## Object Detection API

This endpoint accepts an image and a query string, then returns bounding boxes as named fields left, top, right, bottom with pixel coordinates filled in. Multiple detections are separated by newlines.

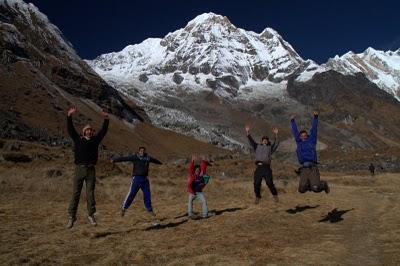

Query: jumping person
left=110, top=147, right=162, bottom=224
left=187, top=155, right=210, bottom=219
left=291, top=111, right=330, bottom=194
left=66, top=107, right=109, bottom=228
left=245, top=126, right=280, bottom=204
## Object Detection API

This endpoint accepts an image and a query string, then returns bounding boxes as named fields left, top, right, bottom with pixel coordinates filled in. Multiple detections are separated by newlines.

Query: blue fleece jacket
left=291, top=115, right=318, bottom=164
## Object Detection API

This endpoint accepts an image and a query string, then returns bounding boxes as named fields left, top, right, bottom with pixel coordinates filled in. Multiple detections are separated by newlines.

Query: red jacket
left=187, top=159, right=207, bottom=194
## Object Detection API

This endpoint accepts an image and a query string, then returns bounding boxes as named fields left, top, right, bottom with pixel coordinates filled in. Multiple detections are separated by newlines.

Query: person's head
left=194, top=164, right=201, bottom=175
left=261, top=136, right=270, bottom=145
left=138, top=146, right=146, bottom=156
left=299, top=130, right=309, bottom=142
left=82, top=124, right=94, bottom=138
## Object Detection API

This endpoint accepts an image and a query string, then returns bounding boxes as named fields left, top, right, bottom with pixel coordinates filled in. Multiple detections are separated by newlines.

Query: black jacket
left=67, top=116, right=109, bottom=165
left=112, top=153, right=162, bottom=177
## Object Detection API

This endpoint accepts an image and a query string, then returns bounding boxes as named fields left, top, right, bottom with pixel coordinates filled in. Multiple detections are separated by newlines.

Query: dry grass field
left=0, top=147, right=399, bottom=265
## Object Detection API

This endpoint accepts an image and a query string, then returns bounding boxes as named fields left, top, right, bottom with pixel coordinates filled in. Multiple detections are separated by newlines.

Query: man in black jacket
left=66, top=107, right=109, bottom=228
left=111, top=147, right=162, bottom=222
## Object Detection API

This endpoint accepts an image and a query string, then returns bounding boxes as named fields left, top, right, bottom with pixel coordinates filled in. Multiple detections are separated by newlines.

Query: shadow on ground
left=318, top=208, right=354, bottom=223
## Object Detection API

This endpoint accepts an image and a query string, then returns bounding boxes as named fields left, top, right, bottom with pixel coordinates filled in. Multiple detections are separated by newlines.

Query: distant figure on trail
left=245, top=125, right=280, bottom=204
left=66, top=107, right=109, bottom=229
left=187, top=155, right=210, bottom=219
left=369, top=163, right=375, bottom=176
left=291, top=111, right=330, bottom=194
left=111, top=146, right=162, bottom=225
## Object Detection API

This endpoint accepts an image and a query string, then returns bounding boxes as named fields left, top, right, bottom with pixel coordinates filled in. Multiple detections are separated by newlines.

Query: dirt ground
left=0, top=157, right=399, bottom=265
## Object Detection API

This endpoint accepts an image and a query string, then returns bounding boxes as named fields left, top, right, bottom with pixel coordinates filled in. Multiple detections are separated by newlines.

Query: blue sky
left=29, top=0, right=400, bottom=63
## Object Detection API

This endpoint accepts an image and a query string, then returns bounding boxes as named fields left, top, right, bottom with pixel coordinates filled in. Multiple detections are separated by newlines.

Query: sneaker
left=254, top=197, right=260, bottom=205
left=120, top=208, right=126, bottom=217
left=273, top=195, right=279, bottom=203
left=324, top=182, right=330, bottom=194
left=87, top=215, right=97, bottom=226
left=66, top=217, right=76, bottom=229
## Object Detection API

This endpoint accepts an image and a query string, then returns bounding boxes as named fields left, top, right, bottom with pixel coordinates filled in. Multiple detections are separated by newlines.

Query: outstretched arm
left=111, top=155, right=136, bottom=163
left=95, top=111, right=109, bottom=142
left=150, top=156, right=162, bottom=165
left=309, top=111, right=318, bottom=144
left=271, top=127, right=280, bottom=153
left=67, top=107, right=79, bottom=141
left=290, top=115, right=301, bottom=143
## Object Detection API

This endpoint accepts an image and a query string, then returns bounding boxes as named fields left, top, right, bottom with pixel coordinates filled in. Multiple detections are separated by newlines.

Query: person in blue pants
left=111, top=146, right=162, bottom=223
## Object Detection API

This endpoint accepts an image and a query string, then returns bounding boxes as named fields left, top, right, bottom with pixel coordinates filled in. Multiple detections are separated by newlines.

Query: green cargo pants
left=68, top=165, right=96, bottom=218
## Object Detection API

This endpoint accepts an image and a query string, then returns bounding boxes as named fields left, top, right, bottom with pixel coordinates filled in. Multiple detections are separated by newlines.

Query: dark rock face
left=287, top=70, right=400, bottom=147
left=172, top=73, right=184, bottom=84
left=138, top=73, right=149, bottom=83
left=0, top=0, right=146, bottom=126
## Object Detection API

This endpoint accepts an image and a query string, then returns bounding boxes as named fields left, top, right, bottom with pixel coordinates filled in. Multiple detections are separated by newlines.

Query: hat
left=82, top=124, right=93, bottom=134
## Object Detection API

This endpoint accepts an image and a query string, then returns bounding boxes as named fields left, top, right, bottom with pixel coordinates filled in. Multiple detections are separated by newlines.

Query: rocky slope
left=0, top=0, right=226, bottom=158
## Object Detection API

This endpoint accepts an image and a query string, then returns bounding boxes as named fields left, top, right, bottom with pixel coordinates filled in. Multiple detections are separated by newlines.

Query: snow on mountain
left=88, top=12, right=310, bottom=98
left=325, top=48, right=400, bottom=101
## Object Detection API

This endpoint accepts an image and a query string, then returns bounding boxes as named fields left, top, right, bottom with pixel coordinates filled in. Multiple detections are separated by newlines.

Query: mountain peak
left=187, top=12, right=230, bottom=25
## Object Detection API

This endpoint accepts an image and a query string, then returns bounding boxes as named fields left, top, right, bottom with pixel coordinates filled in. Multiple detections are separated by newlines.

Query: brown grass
left=0, top=155, right=399, bottom=265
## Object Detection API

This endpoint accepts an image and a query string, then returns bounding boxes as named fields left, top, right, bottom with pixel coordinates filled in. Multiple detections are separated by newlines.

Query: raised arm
left=188, top=155, right=196, bottom=175
left=245, top=125, right=257, bottom=151
left=67, top=107, right=79, bottom=142
left=290, top=115, right=301, bottom=143
left=200, top=159, right=207, bottom=175
left=95, top=111, right=109, bottom=142
left=271, top=127, right=280, bottom=153
left=309, top=112, right=318, bottom=144
left=149, top=156, right=163, bottom=165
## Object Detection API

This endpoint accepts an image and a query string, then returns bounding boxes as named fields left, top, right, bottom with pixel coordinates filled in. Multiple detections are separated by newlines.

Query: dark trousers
left=122, top=176, right=152, bottom=212
left=254, top=164, right=278, bottom=198
left=298, top=165, right=328, bottom=193
left=68, top=165, right=96, bottom=218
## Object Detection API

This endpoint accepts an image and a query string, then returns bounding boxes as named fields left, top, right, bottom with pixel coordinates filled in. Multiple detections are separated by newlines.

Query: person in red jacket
left=187, top=155, right=209, bottom=219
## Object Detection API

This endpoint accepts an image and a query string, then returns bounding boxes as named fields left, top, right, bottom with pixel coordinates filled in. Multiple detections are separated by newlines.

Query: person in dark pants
left=66, top=107, right=109, bottom=228
left=369, top=163, right=375, bottom=176
left=245, top=125, right=280, bottom=204
left=291, top=111, right=330, bottom=194
left=111, top=147, right=162, bottom=225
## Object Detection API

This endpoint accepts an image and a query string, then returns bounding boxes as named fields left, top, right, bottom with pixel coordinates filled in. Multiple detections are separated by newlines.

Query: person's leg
left=253, top=167, right=263, bottom=200
left=264, top=166, right=278, bottom=196
left=68, top=166, right=85, bottom=218
left=85, top=166, right=96, bottom=217
left=141, top=178, right=153, bottom=212
left=188, top=193, right=196, bottom=217
left=309, top=166, right=328, bottom=193
left=122, top=176, right=141, bottom=210
left=196, top=192, right=208, bottom=218
left=298, top=168, right=310, bottom=193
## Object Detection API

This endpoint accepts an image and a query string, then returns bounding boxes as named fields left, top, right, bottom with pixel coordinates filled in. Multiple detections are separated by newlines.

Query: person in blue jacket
left=291, top=111, right=330, bottom=194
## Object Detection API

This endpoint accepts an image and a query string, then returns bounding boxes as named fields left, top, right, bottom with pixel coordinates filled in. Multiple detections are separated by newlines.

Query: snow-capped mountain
left=88, top=13, right=317, bottom=98
left=325, top=48, right=400, bottom=101
left=87, top=12, right=400, bottom=150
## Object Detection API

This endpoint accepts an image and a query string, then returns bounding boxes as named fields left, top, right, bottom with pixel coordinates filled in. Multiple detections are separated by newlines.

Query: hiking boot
left=254, top=197, right=260, bottom=205
left=273, top=195, right=279, bottom=203
left=120, top=208, right=126, bottom=217
left=67, top=217, right=76, bottom=229
left=87, top=215, right=97, bottom=226
left=324, top=182, right=330, bottom=194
